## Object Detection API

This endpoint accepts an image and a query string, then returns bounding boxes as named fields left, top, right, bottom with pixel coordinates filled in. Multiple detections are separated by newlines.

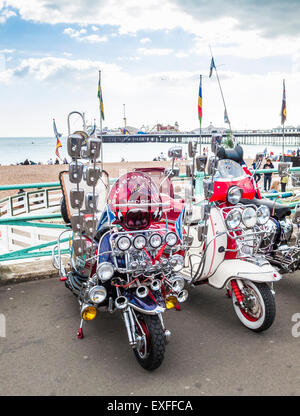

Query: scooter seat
left=240, top=197, right=291, bottom=220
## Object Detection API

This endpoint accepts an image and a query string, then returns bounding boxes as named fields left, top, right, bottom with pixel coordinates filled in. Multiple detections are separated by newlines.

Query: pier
left=101, top=132, right=300, bottom=147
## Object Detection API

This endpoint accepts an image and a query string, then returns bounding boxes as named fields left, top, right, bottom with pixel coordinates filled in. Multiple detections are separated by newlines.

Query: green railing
left=0, top=165, right=299, bottom=262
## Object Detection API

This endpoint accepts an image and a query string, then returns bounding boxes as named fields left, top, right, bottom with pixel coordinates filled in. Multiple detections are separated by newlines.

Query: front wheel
left=134, top=314, right=165, bottom=371
left=231, top=280, right=276, bottom=332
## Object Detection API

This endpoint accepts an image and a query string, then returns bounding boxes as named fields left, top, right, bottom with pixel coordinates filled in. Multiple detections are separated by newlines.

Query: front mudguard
left=123, top=292, right=166, bottom=315
left=208, top=259, right=281, bottom=289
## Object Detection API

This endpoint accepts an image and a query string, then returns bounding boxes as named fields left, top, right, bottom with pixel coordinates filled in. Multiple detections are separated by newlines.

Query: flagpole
left=209, top=46, right=232, bottom=134
left=282, top=122, right=285, bottom=159
left=199, top=74, right=202, bottom=155
left=99, top=70, right=103, bottom=171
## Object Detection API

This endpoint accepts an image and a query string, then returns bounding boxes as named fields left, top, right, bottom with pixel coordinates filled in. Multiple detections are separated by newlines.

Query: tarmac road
left=0, top=272, right=299, bottom=396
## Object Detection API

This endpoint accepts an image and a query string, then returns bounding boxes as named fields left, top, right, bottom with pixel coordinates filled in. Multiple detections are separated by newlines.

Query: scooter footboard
left=208, top=259, right=281, bottom=289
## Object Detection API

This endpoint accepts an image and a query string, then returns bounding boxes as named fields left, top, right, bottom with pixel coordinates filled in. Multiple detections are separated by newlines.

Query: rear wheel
left=231, top=280, right=276, bottom=332
left=134, top=314, right=165, bottom=371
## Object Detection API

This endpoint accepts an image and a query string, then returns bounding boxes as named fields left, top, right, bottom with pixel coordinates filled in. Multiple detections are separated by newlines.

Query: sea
left=0, top=136, right=298, bottom=166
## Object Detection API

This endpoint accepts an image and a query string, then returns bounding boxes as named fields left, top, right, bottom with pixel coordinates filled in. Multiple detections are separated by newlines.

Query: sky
left=0, top=0, right=299, bottom=136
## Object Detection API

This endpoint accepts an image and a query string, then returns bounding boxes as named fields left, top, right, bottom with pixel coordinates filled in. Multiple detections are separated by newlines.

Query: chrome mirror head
left=164, top=166, right=180, bottom=178
left=196, top=155, right=207, bottom=172
left=168, top=146, right=182, bottom=159
left=69, top=161, right=84, bottom=183
left=86, top=138, right=101, bottom=160
left=84, top=217, right=98, bottom=237
left=85, top=166, right=101, bottom=186
left=85, top=192, right=99, bottom=213
left=73, top=233, right=87, bottom=256
left=70, top=212, right=85, bottom=232
left=67, top=134, right=84, bottom=158
left=188, top=141, right=197, bottom=158
left=70, top=189, right=84, bottom=209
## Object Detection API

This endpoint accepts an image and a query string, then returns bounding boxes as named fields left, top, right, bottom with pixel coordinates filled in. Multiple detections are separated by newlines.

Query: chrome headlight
left=242, top=207, right=257, bottom=228
left=170, top=276, right=185, bottom=293
left=177, top=289, right=189, bottom=303
left=96, top=262, right=114, bottom=281
left=169, top=254, right=184, bottom=272
left=116, top=236, right=131, bottom=251
left=149, top=233, right=162, bottom=249
left=227, top=186, right=242, bottom=205
left=225, top=209, right=242, bottom=230
left=165, top=232, right=178, bottom=247
left=89, top=285, right=107, bottom=304
left=133, top=234, right=147, bottom=250
left=257, top=205, right=270, bottom=225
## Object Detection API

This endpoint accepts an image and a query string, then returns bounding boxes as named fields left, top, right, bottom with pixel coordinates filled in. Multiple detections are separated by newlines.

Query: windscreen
left=217, top=159, right=246, bottom=179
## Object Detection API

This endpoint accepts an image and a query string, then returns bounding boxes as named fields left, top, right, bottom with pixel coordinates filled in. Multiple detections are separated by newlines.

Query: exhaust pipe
left=150, top=279, right=161, bottom=291
left=136, top=285, right=149, bottom=298
left=115, top=296, right=128, bottom=310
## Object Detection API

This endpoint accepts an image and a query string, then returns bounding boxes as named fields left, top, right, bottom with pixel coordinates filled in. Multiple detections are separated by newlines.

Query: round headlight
left=133, top=234, right=147, bottom=250
left=227, top=186, right=242, bottom=205
left=242, top=207, right=257, bottom=228
left=170, top=276, right=185, bottom=293
left=149, top=233, right=162, bottom=249
left=225, top=209, right=242, bottom=230
left=169, top=254, right=184, bottom=272
left=257, top=205, right=270, bottom=225
left=96, top=262, right=114, bottom=281
left=165, top=232, right=178, bottom=247
left=89, top=285, right=107, bottom=304
left=116, top=236, right=131, bottom=251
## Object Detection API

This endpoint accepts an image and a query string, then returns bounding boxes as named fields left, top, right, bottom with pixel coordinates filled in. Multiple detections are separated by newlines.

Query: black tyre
left=134, top=314, right=165, bottom=371
left=60, top=196, right=70, bottom=224
left=232, top=280, right=276, bottom=332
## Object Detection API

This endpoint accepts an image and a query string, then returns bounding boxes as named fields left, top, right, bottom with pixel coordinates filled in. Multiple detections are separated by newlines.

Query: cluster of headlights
left=225, top=205, right=270, bottom=230
left=95, top=253, right=185, bottom=283
left=115, top=231, right=178, bottom=252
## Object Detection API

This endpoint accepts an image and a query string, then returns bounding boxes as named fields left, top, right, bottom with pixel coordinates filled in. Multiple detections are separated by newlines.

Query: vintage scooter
left=182, top=136, right=281, bottom=332
left=238, top=157, right=300, bottom=274
left=52, top=113, right=189, bottom=370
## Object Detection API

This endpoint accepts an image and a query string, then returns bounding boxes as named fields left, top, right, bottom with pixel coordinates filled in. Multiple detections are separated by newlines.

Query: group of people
left=47, top=157, right=68, bottom=165
left=252, top=157, right=288, bottom=193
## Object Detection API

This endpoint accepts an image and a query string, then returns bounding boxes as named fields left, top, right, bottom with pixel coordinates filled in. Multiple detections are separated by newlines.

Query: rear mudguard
left=208, top=259, right=282, bottom=289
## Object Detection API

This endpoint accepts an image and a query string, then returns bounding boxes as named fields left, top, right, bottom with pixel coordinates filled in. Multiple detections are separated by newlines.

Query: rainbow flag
left=53, top=119, right=62, bottom=159
left=281, top=79, right=286, bottom=125
left=198, top=75, right=202, bottom=125
left=97, top=72, right=104, bottom=121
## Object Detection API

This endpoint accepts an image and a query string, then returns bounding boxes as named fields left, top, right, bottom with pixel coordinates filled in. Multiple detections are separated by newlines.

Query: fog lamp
left=82, top=305, right=97, bottom=321
left=165, top=295, right=178, bottom=310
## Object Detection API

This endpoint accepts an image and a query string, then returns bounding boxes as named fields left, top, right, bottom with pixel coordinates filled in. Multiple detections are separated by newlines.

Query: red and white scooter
left=182, top=137, right=281, bottom=332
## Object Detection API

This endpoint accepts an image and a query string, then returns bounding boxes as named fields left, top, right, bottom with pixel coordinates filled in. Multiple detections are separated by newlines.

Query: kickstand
left=226, top=289, right=232, bottom=298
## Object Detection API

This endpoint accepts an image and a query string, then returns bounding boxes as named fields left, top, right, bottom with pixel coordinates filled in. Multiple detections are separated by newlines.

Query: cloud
left=0, top=48, right=15, bottom=54
left=0, top=5, right=16, bottom=23
left=63, top=27, right=108, bottom=43
left=0, top=56, right=119, bottom=83
left=173, top=0, right=300, bottom=38
left=140, top=37, right=151, bottom=44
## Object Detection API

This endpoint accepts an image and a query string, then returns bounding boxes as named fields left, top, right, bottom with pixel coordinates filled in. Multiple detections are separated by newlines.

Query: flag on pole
left=209, top=57, right=216, bottom=78
left=97, top=72, right=104, bottom=121
left=198, top=75, right=202, bottom=124
left=224, top=108, right=229, bottom=124
left=53, top=119, right=62, bottom=159
left=281, top=79, right=286, bottom=125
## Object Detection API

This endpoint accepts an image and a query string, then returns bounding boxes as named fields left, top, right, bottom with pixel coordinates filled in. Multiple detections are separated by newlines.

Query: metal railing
left=0, top=165, right=299, bottom=262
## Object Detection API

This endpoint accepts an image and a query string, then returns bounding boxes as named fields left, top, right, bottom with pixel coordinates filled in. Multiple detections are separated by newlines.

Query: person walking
left=263, top=158, right=274, bottom=191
